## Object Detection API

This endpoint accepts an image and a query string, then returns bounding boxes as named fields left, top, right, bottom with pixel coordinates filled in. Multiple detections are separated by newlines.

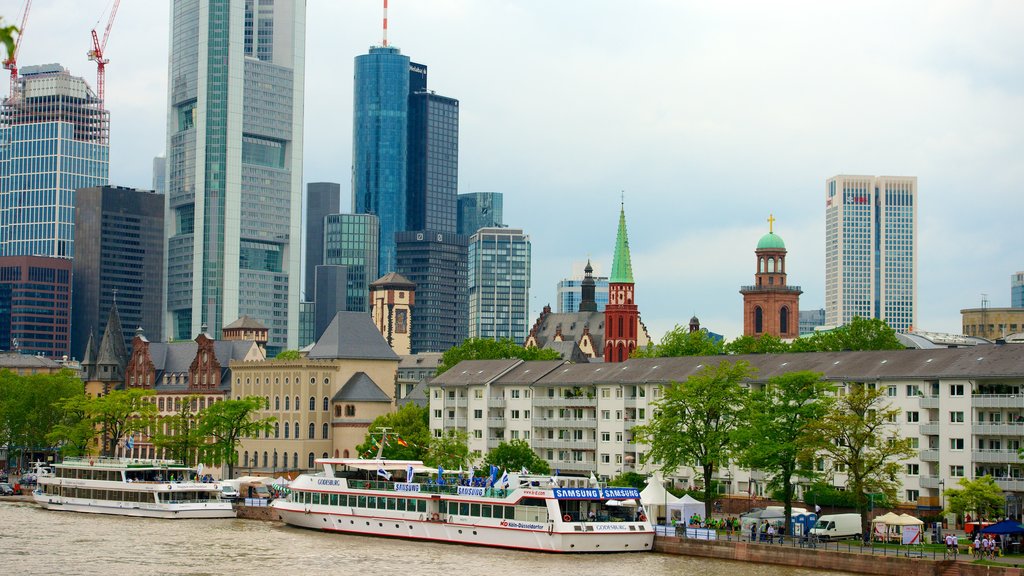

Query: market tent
left=981, top=520, right=1024, bottom=535
left=666, top=495, right=704, bottom=525
left=640, top=473, right=679, bottom=524
left=895, top=513, right=924, bottom=526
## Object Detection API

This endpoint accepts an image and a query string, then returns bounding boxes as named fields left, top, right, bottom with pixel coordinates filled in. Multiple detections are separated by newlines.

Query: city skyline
left=7, top=1, right=1023, bottom=341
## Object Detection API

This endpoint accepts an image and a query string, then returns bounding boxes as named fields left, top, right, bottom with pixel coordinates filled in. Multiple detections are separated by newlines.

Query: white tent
left=666, top=494, right=705, bottom=526
left=640, top=473, right=680, bottom=525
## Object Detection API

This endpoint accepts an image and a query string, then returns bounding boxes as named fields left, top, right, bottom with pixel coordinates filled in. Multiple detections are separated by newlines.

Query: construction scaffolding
left=2, top=64, right=109, bottom=145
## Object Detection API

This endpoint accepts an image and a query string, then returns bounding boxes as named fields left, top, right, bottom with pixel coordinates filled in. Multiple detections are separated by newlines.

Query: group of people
left=750, top=520, right=784, bottom=543
left=971, top=533, right=1002, bottom=559
left=682, top=514, right=740, bottom=532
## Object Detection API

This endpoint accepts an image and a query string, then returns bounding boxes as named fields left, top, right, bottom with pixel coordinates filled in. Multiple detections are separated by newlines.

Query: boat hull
left=33, top=493, right=236, bottom=519
left=272, top=504, right=653, bottom=553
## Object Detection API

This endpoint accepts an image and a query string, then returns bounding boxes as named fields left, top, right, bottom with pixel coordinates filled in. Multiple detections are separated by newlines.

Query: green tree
left=47, top=394, right=95, bottom=457
left=725, top=334, right=790, bottom=355
left=275, top=349, right=301, bottom=360
left=632, top=325, right=724, bottom=358
left=944, top=475, right=1005, bottom=523
left=804, top=382, right=916, bottom=536
left=607, top=471, right=647, bottom=490
left=735, top=371, right=833, bottom=534
left=356, top=404, right=430, bottom=460
left=633, top=360, right=753, bottom=517
left=151, top=395, right=207, bottom=466
left=0, top=17, right=18, bottom=61
left=198, top=396, right=274, bottom=478
left=424, top=429, right=470, bottom=471
left=89, top=388, right=158, bottom=457
left=790, top=317, right=904, bottom=352
left=0, top=370, right=84, bottom=465
left=483, top=439, right=550, bottom=474
left=436, top=338, right=561, bottom=375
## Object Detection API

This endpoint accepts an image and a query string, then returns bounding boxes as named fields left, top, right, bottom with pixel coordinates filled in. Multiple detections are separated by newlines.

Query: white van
left=810, top=513, right=862, bottom=541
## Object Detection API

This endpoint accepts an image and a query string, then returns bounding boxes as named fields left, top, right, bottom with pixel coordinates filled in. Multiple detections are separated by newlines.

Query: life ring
left=431, top=512, right=440, bottom=522
left=563, top=514, right=572, bottom=522
left=89, top=459, right=94, bottom=466
left=639, top=514, right=647, bottom=522
left=167, top=484, right=172, bottom=490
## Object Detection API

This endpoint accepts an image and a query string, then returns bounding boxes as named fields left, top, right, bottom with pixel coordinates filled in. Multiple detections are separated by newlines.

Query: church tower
left=370, top=272, right=416, bottom=355
left=604, top=203, right=639, bottom=363
left=740, top=215, right=802, bottom=338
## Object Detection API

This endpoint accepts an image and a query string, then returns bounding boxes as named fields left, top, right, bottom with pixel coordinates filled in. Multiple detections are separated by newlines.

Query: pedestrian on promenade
left=767, top=524, right=776, bottom=544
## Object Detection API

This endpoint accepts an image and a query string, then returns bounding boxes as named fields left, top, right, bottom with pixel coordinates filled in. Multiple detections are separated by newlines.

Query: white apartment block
left=429, top=344, right=1024, bottom=515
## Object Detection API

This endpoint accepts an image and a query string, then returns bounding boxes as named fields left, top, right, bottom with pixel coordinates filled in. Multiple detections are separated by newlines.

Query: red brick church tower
left=740, top=215, right=802, bottom=338
left=604, top=202, right=639, bottom=362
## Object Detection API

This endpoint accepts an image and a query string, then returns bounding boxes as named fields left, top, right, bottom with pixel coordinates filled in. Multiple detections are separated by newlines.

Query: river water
left=0, top=501, right=858, bottom=576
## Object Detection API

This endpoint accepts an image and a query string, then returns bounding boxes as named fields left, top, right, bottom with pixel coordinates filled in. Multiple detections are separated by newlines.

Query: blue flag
left=125, top=436, right=134, bottom=452
left=406, top=464, right=414, bottom=483
left=489, top=465, right=498, bottom=486
left=377, top=467, right=392, bottom=481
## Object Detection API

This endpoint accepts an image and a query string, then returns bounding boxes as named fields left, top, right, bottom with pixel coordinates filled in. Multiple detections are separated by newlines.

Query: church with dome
left=739, top=215, right=802, bottom=339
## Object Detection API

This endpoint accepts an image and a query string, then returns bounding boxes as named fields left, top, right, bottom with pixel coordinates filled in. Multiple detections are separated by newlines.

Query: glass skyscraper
left=323, top=213, right=379, bottom=313
left=457, top=192, right=504, bottom=236
left=1013, top=273, right=1024, bottom=309
left=0, top=64, right=109, bottom=258
left=825, top=175, right=917, bottom=332
left=407, top=92, right=458, bottom=233
left=165, top=0, right=304, bottom=353
left=556, top=275, right=609, bottom=313
left=396, top=230, right=468, bottom=353
left=468, top=228, right=531, bottom=342
left=305, top=182, right=340, bottom=299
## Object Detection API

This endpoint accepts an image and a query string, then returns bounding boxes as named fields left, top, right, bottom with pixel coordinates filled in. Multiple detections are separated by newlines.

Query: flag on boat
left=489, top=465, right=498, bottom=486
left=125, top=436, right=134, bottom=452
left=396, top=437, right=408, bottom=447
left=499, top=470, right=509, bottom=488
left=437, top=465, right=444, bottom=485
left=377, top=467, right=392, bottom=480
left=406, top=464, right=414, bottom=483
left=589, top=472, right=598, bottom=487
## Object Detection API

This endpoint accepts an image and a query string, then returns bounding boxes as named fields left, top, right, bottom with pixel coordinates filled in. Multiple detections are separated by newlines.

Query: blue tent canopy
left=981, top=519, right=1024, bottom=535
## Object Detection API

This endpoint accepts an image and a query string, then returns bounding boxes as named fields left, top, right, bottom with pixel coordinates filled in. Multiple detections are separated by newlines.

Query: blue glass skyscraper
left=353, top=46, right=410, bottom=274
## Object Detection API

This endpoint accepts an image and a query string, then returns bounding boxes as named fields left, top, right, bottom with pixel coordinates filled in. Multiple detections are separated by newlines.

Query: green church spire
left=610, top=200, right=634, bottom=284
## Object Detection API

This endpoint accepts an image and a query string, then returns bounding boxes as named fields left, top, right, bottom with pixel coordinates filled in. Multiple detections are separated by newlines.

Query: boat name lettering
left=394, top=482, right=421, bottom=492
left=601, top=488, right=641, bottom=499
left=456, top=486, right=485, bottom=497
left=316, top=479, right=341, bottom=486
left=593, top=524, right=627, bottom=531
left=500, top=520, right=544, bottom=530
left=553, top=488, right=600, bottom=499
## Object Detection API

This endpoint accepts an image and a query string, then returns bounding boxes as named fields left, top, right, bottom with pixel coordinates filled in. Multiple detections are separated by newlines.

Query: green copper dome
left=757, top=232, right=785, bottom=250
left=610, top=203, right=634, bottom=283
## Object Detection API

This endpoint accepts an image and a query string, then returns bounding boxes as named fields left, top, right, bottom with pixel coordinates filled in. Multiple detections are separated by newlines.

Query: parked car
left=0, top=482, right=15, bottom=496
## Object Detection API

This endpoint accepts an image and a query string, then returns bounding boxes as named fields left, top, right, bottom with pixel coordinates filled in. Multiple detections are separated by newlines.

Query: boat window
left=505, top=506, right=516, bottom=520
left=417, top=500, right=426, bottom=512
left=387, top=498, right=397, bottom=510
left=378, top=497, right=388, bottom=509
left=330, top=494, right=338, bottom=506
left=396, top=498, right=405, bottom=511
left=460, top=502, right=470, bottom=516
left=482, top=505, right=492, bottom=518
left=357, top=495, right=366, bottom=508
left=313, top=493, right=322, bottom=505
left=471, top=503, right=480, bottom=517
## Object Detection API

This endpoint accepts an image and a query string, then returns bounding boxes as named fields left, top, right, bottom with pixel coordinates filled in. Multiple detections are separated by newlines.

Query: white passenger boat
left=33, top=457, right=235, bottom=519
left=272, top=458, right=654, bottom=553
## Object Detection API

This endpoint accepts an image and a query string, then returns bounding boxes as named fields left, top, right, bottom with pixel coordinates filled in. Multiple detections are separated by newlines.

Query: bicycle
left=943, top=544, right=958, bottom=560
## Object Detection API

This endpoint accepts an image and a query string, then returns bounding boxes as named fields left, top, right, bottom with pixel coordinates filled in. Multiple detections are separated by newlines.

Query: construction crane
left=88, top=0, right=120, bottom=103
left=2, top=0, right=32, bottom=99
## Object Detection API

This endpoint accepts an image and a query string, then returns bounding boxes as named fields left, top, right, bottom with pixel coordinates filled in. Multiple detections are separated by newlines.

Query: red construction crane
left=2, top=0, right=32, bottom=99
left=88, top=0, right=120, bottom=103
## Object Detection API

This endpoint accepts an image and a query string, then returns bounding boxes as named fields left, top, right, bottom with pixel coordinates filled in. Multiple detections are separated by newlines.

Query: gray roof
left=897, top=331, right=991, bottom=349
left=96, top=303, right=128, bottom=368
left=370, top=272, right=416, bottom=289
left=398, top=352, right=443, bottom=370
left=147, top=340, right=258, bottom=391
left=223, top=315, right=267, bottom=330
left=81, top=332, right=98, bottom=366
left=0, top=352, right=62, bottom=369
left=398, top=379, right=429, bottom=408
left=437, top=344, right=1024, bottom=387
left=332, top=372, right=391, bottom=403
left=491, top=360, right=567, bottom=385
left=543, top=340, right=592, bottom=363
left=308, top=312, right=400, bottom=361
left=529, top=311, right=606, bottom=350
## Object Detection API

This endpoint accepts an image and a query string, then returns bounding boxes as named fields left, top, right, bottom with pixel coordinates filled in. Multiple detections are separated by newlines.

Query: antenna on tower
left=982, top=293, right=990, bottom=309
left=382, top=0, right=389, bottom=47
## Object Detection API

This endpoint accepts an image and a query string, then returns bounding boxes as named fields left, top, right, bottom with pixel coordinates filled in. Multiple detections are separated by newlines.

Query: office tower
left=468, top=227, right=531, bottom=342
left=323, top=213, right=379, bottom=313
left=165, top=1, right=305, bottom=354
left=0, top=256, right=72, bottom=357
left=313, top=265, right=348, bottom=343
left=72, top=186, right=165, bottom=359
left=152, top=156, right=167, bottom=194
left=825, top=175, right=917, bottom=332
left=457, top=192, right=504, bottom=236
left=396, top=231, right=468, bottom=353
left=740, top=218, right=801, bottom=338
left=799, top=308, right=826, bottom=336
left=0, top=64, right=109, bottom=258
left=407, top=91, right=458, bottom=233
left=305, top=182, right=340, bottom=299
left=556, top=262, right=609, bottom=313
left=1013, top=273, right=1024, bottom=308
left=352, top=46, right=410, bottom=274
left=298, top=301, right=315, bottom=348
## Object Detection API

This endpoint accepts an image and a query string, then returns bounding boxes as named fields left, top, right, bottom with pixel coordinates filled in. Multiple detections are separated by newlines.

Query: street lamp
left=939, top=478, right=945, bottom=512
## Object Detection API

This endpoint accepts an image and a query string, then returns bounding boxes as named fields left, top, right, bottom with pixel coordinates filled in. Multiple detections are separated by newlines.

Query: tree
left=88, top=389, right=158, bottom=457
left=735, top=371, right=833, bottom=534
left=436, top=338, right=561, bottom=375
left=632, top=325, right=724, bottom=358
left=607, top=471, right=647, bottom=490
left=633, top=360, right=753, bottom=517
left=0, top=370, right=84, bottom=465
left=47, top=394, right=95, bottom=457
left=0, top=17, right=17, bottom=61
left=275, top=349, right=301, bottom=360
left=355, top=403, right=430, bottom=460
left=790, top=317, right=904, bottom=352
left=724, top=334, right=790, bottom=355
left=151, top=395, right=207, bottom=466
left=483, top=439, right=550, bottom=474
left=804, top=382, right=916, bottom=536
left=424, top=429, right=470, bottom=471
left=944, top=476, right=1005, bottom=523
left=199, top=396, right=274, bottom=478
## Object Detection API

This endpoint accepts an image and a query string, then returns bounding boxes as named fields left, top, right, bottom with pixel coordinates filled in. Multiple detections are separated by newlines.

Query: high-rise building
left=825, top=175, right=917, bottom=332
left=556, top=262, right=609, bottom=313
left=457, top=192, right=503, bottom=236
left=407, top=91, right=458, bottom=233
left=468, top=227, right=531, bottom=342
left=799, top=308, right=826, bottom=336
left=1013, top=273, right=1024, bottom=309
left=0, top=64, right=109, bottom=258
left=152, top=156, right=167, bottom=194
left=352, top=46, right=410, bottom=275
left=323, top=213, right=379, bottom=313
left=0, top=255, right=72, bottom=357
left=314, top=265, right=348, bottom=343
left=72, top=186, right=165, bottom=360
left=396, top=230, right=468, bottom=353
left=305, top=182, right=340, bottom=299
left=165, top=1, right=305, bottom=354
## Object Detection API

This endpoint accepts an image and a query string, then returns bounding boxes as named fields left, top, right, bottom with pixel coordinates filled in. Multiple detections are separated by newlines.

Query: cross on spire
left=767, top=213, right=776, bottom=234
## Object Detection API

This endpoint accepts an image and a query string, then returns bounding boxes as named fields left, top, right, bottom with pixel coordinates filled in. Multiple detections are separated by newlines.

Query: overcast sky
left=5, top=0, right=1023, bottom=342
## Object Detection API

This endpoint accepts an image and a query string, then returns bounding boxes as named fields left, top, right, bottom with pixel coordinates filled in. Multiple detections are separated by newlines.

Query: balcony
left=972, top=449, right=1022, bottom=464
left=534, top=439, right=597, bottom=451
left=994, top=478, right=1024, bottom=492
left=972, top=395, right=1024, bottom=409
left=444, top=397, right=468, bottom=408
left=739, top=284, right=802, bottom=294
left=919, top=449, right=939, bottom=462
left=486, top=438, right=504, bottom=449
left=552, top=461, right=596, bottom=473
left=487, top=417, right=506, bottom=428
left=918, top=395, right=940, bottom=409
left=919, top=475, right=941, bottom=489
left=972, top=423, right=1024, bottom=436
left=919, top=422, right=941, bottom=436
left=442, top=417, right=467, bottom=429
left=533, top=396, right=596, bottom=407
left=531, top=417, right=596, bottom=428
left=489, top=397, right=506, bottom=408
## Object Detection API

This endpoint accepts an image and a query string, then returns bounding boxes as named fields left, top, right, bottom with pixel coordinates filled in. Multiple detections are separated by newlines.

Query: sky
left=4, top=0, right=1023, bottom=342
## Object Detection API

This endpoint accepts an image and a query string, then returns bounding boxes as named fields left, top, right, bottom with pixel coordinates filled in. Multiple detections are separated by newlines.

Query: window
left=950, top=465, right=964, bottom=477
left=511, top=410, right=520, bottom=419
left=322, top=423, right=329, bottom=439
left=950, top=411, right=964, bottom=423
left=274, top=423, right=280, bottom=438
left=285, top=396, right=290, bottom=410
left=308, top=453, right=315, bottom=468
left=308, top=423, right=315, bottom=439
left=309, top=396, right=316, bottom=411
left=906, top=411, right=919, bottom=423
left=474, top=389, right=483, bottom=399
left=601, top=388, right=610, bottom=398
left=434, top=410, right=442, bottom=418
left=909, top=437, right=919, bottom=449
left=906, top=463, right=919, bottom=476
left=615, top=432, right=623, bottom=442
left=274, top=396, right=280, bottom=410
left=524, top=410, right=531, bottom=419
left=345, top=405, right=356, bottom=417
left=906, top=489, right=919, bottom=502
left=950, top=438, right=964, bottom=451
left=323, top=397, right=329, bottom=411
left=949, top=384, right=964, bottom=397
left=473, top=430, right=482, bottom=439
left=906, top=385, right=919, bottom=396
left=638, top=408, right=646, bottom=420
left=601, top=453, right=610, bottom=463
left=511, top=390, right=521, bottom=399
left=601, top=432, right=610, bottom=442
left=601, top=410, right=610, bottom=420
left=473, top=409, right=482, bottom=419
left=887, top=386, right=897, bottom=397
left=284, top=423, right=290, bottom=439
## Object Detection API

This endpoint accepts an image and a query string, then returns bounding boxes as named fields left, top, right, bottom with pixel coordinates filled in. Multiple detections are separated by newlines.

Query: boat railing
left=61, top=456, right=185, bottom=468
left=348, top=479, right=512, bottom=498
